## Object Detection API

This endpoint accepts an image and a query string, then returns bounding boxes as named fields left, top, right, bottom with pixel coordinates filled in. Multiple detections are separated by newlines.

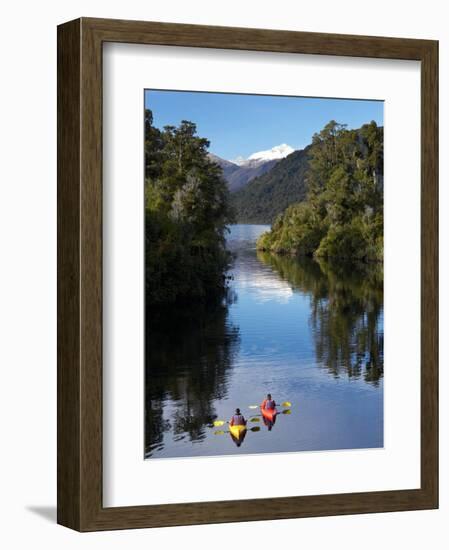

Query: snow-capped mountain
left=208, top=144, right=295, bottom=193
left=232, top=144, right=294, bottom=166
left=208, top=152, right=278, bottom=193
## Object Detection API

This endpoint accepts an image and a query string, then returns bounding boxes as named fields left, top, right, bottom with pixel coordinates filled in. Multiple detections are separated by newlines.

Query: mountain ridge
left=232, top=143, right=295, bottom=166
left=230, top=146, right=310, bottom=224
left=208, top=153, right=278, bottom=193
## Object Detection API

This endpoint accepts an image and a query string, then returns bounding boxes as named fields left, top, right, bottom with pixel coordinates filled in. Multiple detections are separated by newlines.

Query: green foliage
left=258, top=201, right=326, bottom=255
left=144, top=109, right=165, bottom=180
left=257, top=120, right=383, bottom=262
left=144, top=109, right=234, bottom=305
left=257, top=252, right=384, bottom=384
left=145, top=299, right=240, bottom=454
left=231, top=147, right=309, bottom=223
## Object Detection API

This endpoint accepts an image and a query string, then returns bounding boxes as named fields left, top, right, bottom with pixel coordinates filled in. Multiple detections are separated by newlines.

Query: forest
left=144, top=109, right=234, bottom=307
left=144, top=113, right=384, bottom=312
left=231, top=146, right=310, bottom=223
left=144, top=109, right=384, bottom=458
left=257, top=120, right=383, bottom=262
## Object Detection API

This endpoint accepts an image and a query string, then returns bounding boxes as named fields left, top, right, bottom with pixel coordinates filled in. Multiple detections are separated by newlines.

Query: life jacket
left=263, top=399, right=275, bottom=410
left=232, top=414, right=244, bottom=425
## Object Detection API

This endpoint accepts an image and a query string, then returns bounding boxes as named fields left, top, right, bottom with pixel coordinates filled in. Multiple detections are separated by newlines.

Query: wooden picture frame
left=57, top=17, right=438, bottom=531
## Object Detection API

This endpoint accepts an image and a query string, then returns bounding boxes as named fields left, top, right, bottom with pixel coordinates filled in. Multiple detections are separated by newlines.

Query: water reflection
left=229, top=428, right=248, bottom=447
left=262, top=414, right=277, bottom=431
left=257, top=252, right=384, bottom=386
left=145, top=224, right=383, bottom=458
left=145, top=300, right=240, bottom=457
left=226, top=225, right=294, bottom=305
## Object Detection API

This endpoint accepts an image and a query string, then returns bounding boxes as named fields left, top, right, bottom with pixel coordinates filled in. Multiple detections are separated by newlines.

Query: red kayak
left=261, top=407, right=277, bottom=421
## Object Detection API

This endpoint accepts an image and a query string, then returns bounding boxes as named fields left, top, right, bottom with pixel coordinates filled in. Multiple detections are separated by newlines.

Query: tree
left=144, top=110, right=234, bottom=306
left=257, top=120, right=383, bottom=262
left=144, top=109, right=164, bottom=180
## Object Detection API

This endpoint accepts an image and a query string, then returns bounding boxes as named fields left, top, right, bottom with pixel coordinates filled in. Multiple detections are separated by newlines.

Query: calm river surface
left=145, top=224, right=384, bottom=458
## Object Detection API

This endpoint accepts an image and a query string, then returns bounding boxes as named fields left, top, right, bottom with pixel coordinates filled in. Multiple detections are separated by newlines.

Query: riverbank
left=255, top=221, right=383, bottom=263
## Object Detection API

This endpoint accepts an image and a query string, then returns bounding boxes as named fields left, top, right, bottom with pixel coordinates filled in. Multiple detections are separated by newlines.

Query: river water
left=145, top=224, right=384, bottom=459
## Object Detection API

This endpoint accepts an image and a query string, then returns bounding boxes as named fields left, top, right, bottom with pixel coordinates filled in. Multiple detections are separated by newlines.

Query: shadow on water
left=145, top=294, right=240, bottom=457
left=257, top=252, right=384, bottom=385
left=145, top=225, right=383, bottom=458
left=229, top=428, right=248, bottom=447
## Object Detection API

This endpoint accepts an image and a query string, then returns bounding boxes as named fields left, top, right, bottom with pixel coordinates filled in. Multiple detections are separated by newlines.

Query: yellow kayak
left=229, top=424, right=246, bottom=439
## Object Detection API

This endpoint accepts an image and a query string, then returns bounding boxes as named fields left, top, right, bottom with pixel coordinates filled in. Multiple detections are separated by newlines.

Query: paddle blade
left=281, top=401, right=292, bottom=407
left=249, top=417, right=260, bottom=422
left=248, top=405, right=258, bottom=409
left=213, top=430, right=226, bottom=435
left=213, top=420, right=225, bottom=427
left=282, top=409, right=292, bottom=415
left=250, top=426, right=261, bottom=432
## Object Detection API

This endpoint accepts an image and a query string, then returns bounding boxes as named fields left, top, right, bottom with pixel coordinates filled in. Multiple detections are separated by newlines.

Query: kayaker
left=229, top=408, right=246, bottom=427
left=261, top=393, right=276, bottom=410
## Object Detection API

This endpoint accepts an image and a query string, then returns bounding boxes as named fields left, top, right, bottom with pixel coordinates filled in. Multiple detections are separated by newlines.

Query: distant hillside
left=226, top=159, right=279, bottom=192
left=231, top=147, right=310, bottom=224
left=256, top=121, right=384, bottom=262
left=208, top=154, right=279, bottom=193
left=208, top=153, right=240, bottom=181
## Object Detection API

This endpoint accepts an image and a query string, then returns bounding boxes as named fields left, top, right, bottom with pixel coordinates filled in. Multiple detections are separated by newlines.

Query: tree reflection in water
left=257, top=252, right=384, bottom=386
left=145, top=249, right=383, bottom=457
left=145, top=295, right=240, bottom=457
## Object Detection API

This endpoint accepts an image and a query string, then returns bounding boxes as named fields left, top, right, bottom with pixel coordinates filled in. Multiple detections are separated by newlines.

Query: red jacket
left=261, top=398, right=276, bottom=410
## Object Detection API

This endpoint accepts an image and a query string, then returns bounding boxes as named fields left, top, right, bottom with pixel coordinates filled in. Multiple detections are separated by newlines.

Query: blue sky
left=144, top=89, right=383, bottom=161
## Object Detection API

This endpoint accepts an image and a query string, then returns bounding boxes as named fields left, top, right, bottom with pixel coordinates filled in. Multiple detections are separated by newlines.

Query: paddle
left=212, top=410, right=291, bottom=428
left=213, top=420, right=226, bottom=427
left=213, top=426, right=261, bottom=435
left=211, top=402, right=293, bottom=428
left=212, top=419, right=259, bottom=427
left=249, top=401, right=292, bottom=409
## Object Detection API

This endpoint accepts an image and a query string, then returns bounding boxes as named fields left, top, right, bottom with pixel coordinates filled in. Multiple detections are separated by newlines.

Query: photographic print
left=144, top=90, right=384, bottom=459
